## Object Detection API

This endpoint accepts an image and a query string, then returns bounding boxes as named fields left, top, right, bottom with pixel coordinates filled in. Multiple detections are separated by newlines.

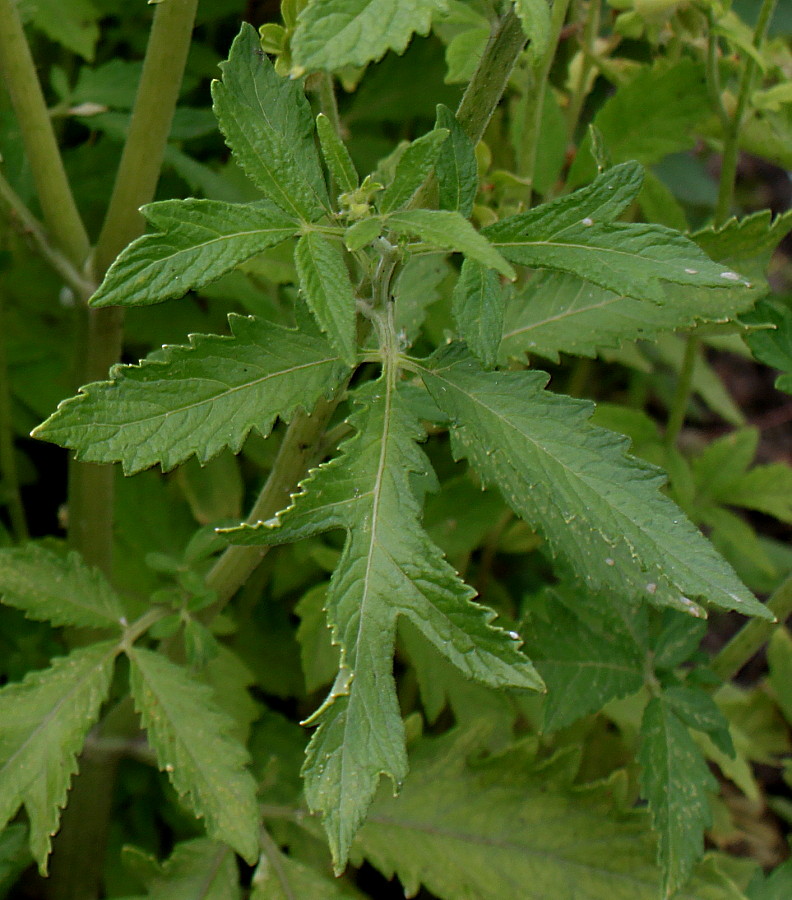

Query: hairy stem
left=713, top=0, right=778, bottom=227
left=518, top=0, right=572, bottom=196
left=0, top=0, right=90, bottom=265
left=456, top=7, right=527, bottom=145
left=709, top=572, right=792, bottom=683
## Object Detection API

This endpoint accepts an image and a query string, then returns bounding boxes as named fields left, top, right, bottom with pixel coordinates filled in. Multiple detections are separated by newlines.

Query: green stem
left=0, top=293, right=28, bottom=542
left=0, top=170, right=95, bottom=300
left=709, top=572, right=792, bottom=683
left=664, top=333, right=699, bottom=448
left=456, top=7, right=527, bottom=145
left=0, top=0, right=90, bottom=266
left=713, top=0, right=777, bottom=227
left=518, top=0, right=572, bottom=198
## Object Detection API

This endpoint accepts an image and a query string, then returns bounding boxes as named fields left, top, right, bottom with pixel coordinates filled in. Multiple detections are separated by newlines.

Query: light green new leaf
left=387, top=209, right=515, bottom=278
left=355, top=726, right=744, bottom=900
left=568, top=60, right=710, bottom=187
left=513, top=0, right=551, bottom=59
left=0, top=642, right=117, bottom=872
left=295, top=232, right=358, bottom=365
left=33, top=315, right=348, bottom=474
left=522, top=587, right=646, bottom=731
left=639, top=696, right=718, bottom=898
left=211, top=24, right=329, bottom=221
left=0, top=544, right=127, bottom=629
left=379, top=128, right=449, bottom=214
left=125, top=839, right=240, bottom=900
left=223, top=379, right=542, bottom=868
left=419, top=344, right=769, bottom=619
left=24, top=0, right=100, bottom=60
left=291, top=0, right=448, bottom=71
left=452, top=259, right=504, bottom=368
left=127, top=648, right=260, bottom=863
left=316, top=113, right=359, bottom=194
left=434, top=104, right=478, bottom=218
left=90, top=200, right=298, bottom=308
left=500, top=269, right=758, bottom=364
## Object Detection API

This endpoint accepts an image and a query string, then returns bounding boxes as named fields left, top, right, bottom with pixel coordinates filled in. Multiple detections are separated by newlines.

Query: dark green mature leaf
left=127, top=648, right=260, bottom=863
left=355, top=726, right=744, bottom=900
left=0, top=643, right=117, bottom=872
left=316, top=113, right=359, bottom=194
left=126, top=839, right=241, bottom=900
left=379, top=128, right=449, bottom=213
left=522, top=588, right=646, bottom=731
left=291, top=0, right=448, bottom=71
left=639, top=696, right=717, bottom=898
left=211, top=24, right=329, bottom=221
left=0, top=544, right=127, bottom=629
left=452, top=259, right=504, bottom=368
left=0, top=824, right=30, bottom=896
left=500, top=269, right=758, bottom=364
left=568, top=60, right=710, bottom=187
left=434, top=104, right=478, bottom=218
left=223, top=379, right=541, bottom=868
left=387, top=209, right=515, bottom=278
left=745, top=299, right=792, bottom=395
left=33, top=315, right=348, bottom=474
left=251, top=845, right=349, bottom=899
left=692, top=209, right=792, bottom=280
left=24, top=0, right=100, bottom=60
left=295, top=232, right=358, bottom=365
left=90, top=200, right=298, bottom=309
left=748, top=858, right=792, bottom=900
left=419, top=344, right=769, bottom=619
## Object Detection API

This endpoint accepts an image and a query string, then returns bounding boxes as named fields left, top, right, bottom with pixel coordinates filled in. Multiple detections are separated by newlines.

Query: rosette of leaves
left=32, top=21, right=772, bottom=890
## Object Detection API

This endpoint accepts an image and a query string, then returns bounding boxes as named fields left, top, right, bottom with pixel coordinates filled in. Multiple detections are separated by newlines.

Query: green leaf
left=452, top=259, right=504, bottom=368
left=747, top=856, right=792, bottom=900
left=295, top=232, right=358, bottom=366
left=0, top=544, right=127, bottom=629
left=434, top=105, right=478, bottom=218
left=692, top=209, right=792, bottom=281
left=513, top=0, right=551, bottom=59
left=127, top=647, right=260, bottom=863
left=568, top=61, right=710, bottom=187
left=251, top=845, right=349, bottom=899
left=379, top=128, right=449, bottom=214
left=211, top=24, right=329, bottom=221
left=639, top=695, right=717, bottom=898
left=745, top=299, right=792, bottom=395
left=0, top=642, right=117, bottom=872
left=0, top=824, right=30, bottom=896
left=24, top=0, right=100, bottom=60
left=419, top=344, right=769, bottom=619
left=89, top=200, right=298, bottom=309
left=661, top=685, right=734, bottom=757
left=344, top=218, right=381, bottom=251
left=316, top=113, right=359, bottom=195
left=223, top=379, right=542, bottom=868
left=487, top=213, right=752, bottom=306
left=522, top=587, right=646, bottom=731
left=128, top=839, right=241, bottom=900
left=767, top=627, right=792, bottom=726
left=500, top=269, right=758, bottom=364
left=387, top=209, right=515, bottom=278
left=291, top=0, right=448, bottom=71
left=355, top=725, right=744, bottom=900
left=33, top=315, right=348, bottom=474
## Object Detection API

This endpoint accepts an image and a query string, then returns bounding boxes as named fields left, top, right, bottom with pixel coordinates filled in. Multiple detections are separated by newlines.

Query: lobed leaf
left=211, top=24, right=329, bottom=221
left=90, top=200, right=298, bottom=309
left=639, top=696, right=718, bottom=898
left=33, top=315, right=349, bottom=474
left=0, top=643, right=117, bottom=872
left=500, top=270, right=759, bottom=364
left=0, top=544, right=127, bottom=629
left=355, top=725, right=743, bottom=900
left=127, top=648, right=260, bottom=863
left=452, top=259, right=504, bottom=368
left=434, top=104, right=478, bottom=218
left=291, top=0, right=448, bottom=71
left=223, top=379, right=541, bottom=868
left=295, top=231, right=358, bottom=365
left=387, top=209, right=515, bottom=278
left=419, top=344, right=770, bottom=619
